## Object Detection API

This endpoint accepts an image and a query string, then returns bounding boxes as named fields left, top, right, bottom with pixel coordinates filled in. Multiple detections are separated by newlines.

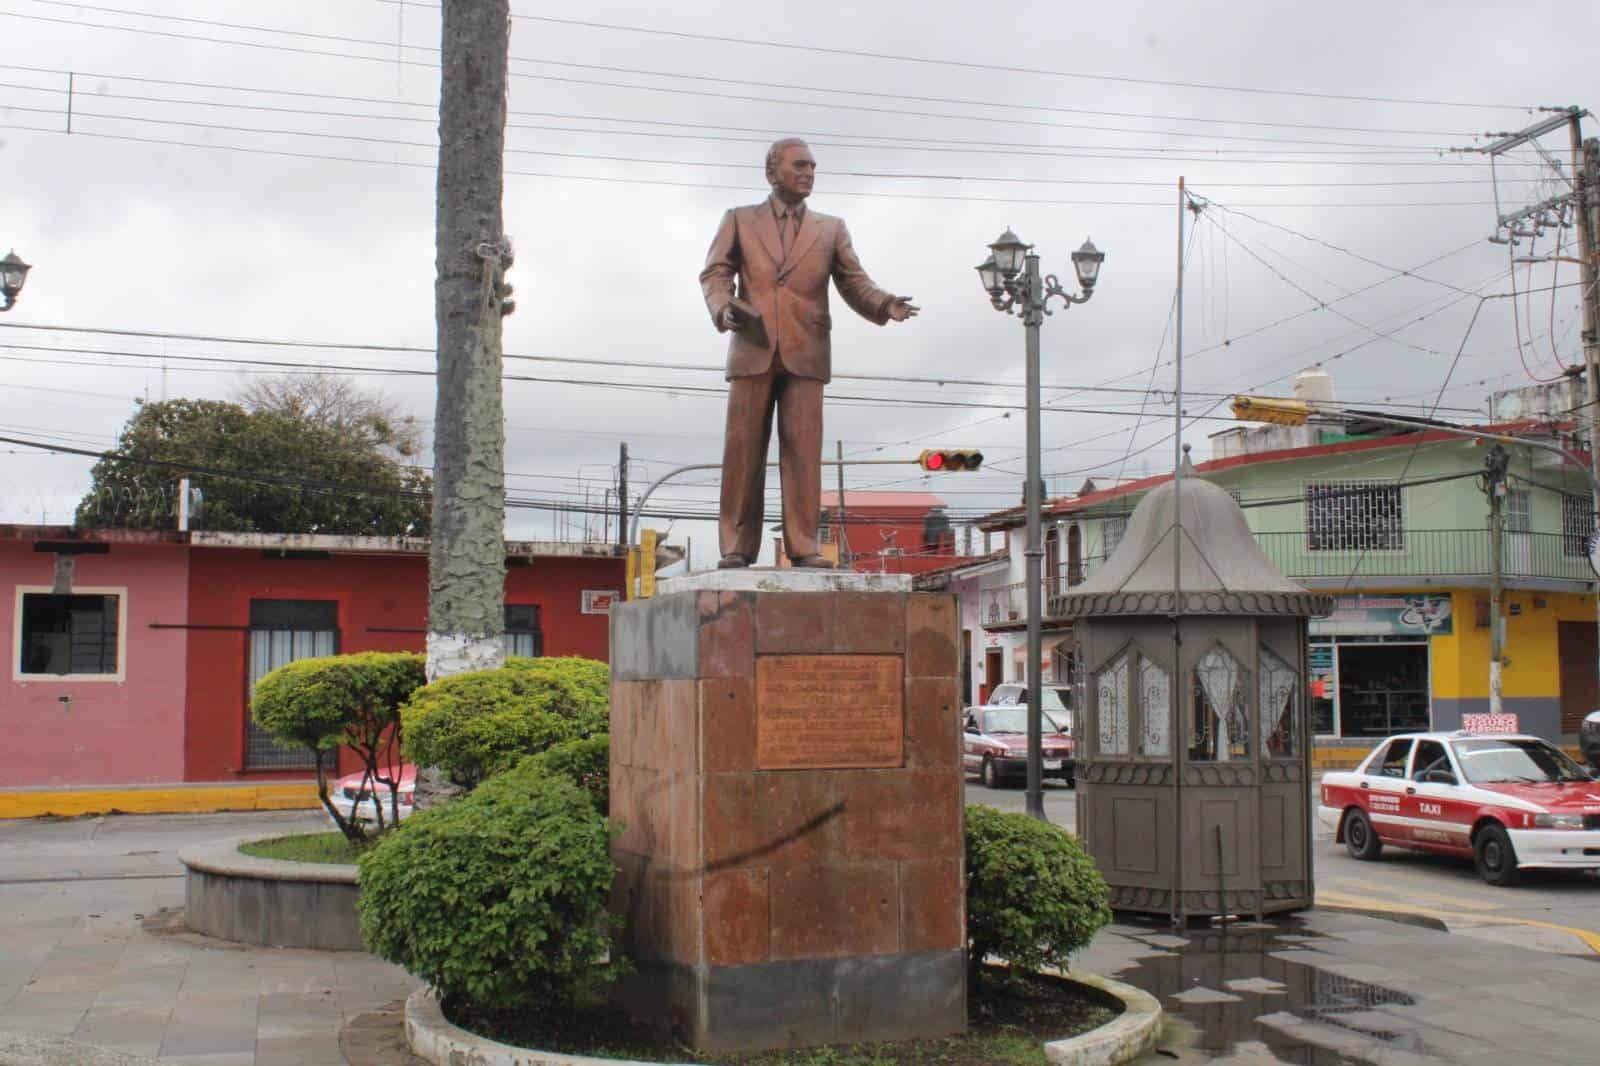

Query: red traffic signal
left=917, top=448, right=984, bottom=472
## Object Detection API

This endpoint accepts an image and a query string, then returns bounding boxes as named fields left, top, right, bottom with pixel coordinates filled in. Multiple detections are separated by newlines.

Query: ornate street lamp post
left=976, top=231, right=1104, bottom=819
left=0, top=251, right=30, bottom=312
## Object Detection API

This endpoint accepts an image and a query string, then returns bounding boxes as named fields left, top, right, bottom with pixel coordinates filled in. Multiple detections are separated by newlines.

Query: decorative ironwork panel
left=1191, top=646, right=1249, bottom=762
left=1261, top=762, right=1304, bottom=783
left=1138, top=657, right=1171, bottom=757
left=1097, top=652, right=1130, bottom=755
left=1260, top=646, right=1299, bottom=759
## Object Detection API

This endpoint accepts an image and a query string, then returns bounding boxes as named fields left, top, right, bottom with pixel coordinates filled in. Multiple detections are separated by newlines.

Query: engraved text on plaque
left=755, top=655, right=903, bottom=770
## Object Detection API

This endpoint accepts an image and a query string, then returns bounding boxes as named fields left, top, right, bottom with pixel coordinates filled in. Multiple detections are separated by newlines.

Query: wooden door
left=1558, top=622, right=1597, bottom=734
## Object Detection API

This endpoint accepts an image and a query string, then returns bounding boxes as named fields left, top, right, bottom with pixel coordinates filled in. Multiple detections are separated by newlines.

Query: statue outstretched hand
left=888, top=296, right=920, bottom=322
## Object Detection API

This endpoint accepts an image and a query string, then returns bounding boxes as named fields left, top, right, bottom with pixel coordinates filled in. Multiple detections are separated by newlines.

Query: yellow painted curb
left=0, top=783, right=320, bottom=819
left=1317, top=889, right=1600, bottom=955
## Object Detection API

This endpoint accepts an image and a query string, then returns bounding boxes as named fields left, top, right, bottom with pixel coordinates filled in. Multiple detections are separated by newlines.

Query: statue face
left=769, top=144, right=815, bottom=202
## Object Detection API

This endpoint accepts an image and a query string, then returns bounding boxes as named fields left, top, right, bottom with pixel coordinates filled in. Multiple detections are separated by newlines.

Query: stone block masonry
left=609, top=574, right=966, bottom=1052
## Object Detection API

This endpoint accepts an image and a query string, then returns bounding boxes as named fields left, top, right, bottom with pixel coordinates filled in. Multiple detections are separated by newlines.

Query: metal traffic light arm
left=627, top=457, right=923, bottom=549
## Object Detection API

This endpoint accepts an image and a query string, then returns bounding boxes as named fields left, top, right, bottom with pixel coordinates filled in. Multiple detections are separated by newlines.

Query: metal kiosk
left=1056, top=468, right=1331, bottom=922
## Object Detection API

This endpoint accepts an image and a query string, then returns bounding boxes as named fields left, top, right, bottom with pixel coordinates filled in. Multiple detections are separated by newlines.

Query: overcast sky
left=1, top=0, right=1597, bottom=565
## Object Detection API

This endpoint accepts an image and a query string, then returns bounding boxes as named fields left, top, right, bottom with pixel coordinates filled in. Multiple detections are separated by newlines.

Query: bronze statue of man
left=700, top=138, right=918, bottom=569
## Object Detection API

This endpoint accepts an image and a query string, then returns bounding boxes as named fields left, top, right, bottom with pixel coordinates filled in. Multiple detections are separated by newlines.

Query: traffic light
left=918, top=448, right=984, bottom=472
left=1231, top=395, right=1312, bottom=427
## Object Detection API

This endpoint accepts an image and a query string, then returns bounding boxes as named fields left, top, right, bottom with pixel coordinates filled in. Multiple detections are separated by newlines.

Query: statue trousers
left=719, top=353, right=823, bottom=562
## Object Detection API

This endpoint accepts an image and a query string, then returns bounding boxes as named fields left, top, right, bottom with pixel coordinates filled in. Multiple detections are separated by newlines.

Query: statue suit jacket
left=699, top=201, right=895, bottom=383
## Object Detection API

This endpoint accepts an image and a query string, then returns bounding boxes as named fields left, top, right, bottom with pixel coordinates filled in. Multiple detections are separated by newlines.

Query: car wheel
left=1474, top=823, right=1521, bottom=886
left=1344, top=808, right=1383, bottom=861
left=981, top=756, right=1000, bottom=789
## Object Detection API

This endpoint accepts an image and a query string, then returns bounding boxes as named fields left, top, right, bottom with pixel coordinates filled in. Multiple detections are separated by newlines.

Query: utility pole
left=426, top=0, right=513, bottom=688
left=617, top=442, right=629, bottom=550
left=1572, top=124, right=1600, bottom=696
left=1483, top=444, right=1510, bottom=717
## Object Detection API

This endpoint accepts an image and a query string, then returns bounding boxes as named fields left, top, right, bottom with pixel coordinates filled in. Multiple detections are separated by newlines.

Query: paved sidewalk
left=0, top=811, right=417, bottom=1065
left=1079, top=909, right=1600, bottom=1065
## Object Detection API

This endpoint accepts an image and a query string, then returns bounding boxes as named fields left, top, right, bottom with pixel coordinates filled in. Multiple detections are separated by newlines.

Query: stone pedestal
left=608, top=570, right=966, bottom=1053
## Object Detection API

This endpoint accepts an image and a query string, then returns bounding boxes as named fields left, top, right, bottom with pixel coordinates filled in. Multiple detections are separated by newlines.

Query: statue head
left=765, top=138, right=815, bottom=204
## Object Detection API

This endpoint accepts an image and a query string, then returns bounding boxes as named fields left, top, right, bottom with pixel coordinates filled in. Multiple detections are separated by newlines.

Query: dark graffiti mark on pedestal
left=755, top=655, right=903, bottom=769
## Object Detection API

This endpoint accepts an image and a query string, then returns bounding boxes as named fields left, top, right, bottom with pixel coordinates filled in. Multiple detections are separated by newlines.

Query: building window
left=504, top=604, right=544, bottom=659
left=1562, top=494, right=1593, bottom=557
left=1305, top=481, right=1402, bottom=552
left=16, top=591, right=123, bottom=678
left=1102, top=516, right=1127, bottom=559
left=247, top=600, right=337, bottom=770
left=1505, top=488, right=1531, bottom=533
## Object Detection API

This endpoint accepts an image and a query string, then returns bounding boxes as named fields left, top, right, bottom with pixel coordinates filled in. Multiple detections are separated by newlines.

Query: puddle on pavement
left=1111, top=918, right=1421, bottom=1065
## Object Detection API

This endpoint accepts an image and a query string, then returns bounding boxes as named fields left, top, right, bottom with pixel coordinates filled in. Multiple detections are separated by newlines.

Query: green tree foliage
left=357, top=771, right=616, bottom=1011
left=74, top=397, right=432, bottom=534
left=401, top=656, right=610, bottom=790
left=965, top=805, right=1112, bottom=984
left=520, top=734, right=610, bottom=815
left=251, top=652, right=427, bottom=843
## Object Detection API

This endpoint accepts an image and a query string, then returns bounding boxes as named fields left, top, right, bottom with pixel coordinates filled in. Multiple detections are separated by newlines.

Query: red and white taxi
left=1319, top=731, right=1600, bottom=886
left=326, top=764, right=416, bottom=828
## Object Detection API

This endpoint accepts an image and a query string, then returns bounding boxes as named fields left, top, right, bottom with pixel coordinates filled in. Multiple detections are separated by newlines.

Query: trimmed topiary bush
left=357, top=770, right=616, bottom=1011
left=521, top=734, right=610, bottom=815
left=965, top=805, right=1111, bottom=984
left=400, top=656, right=609, bottom=790
left=251, top=651, right=426, bottom=842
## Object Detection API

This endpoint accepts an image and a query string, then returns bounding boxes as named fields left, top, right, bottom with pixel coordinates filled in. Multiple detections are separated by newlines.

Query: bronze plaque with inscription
left=755, top=655, right=904, bottom=770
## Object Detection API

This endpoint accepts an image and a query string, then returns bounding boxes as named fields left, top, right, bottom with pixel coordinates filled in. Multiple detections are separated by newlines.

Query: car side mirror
left=1423, top=769, right=1457, bottom=785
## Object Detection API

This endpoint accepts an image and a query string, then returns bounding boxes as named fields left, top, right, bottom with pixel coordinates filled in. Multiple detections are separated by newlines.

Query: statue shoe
left=789, top=554, right=836, bottom=569
left=717, top=552, right=753, bottom=569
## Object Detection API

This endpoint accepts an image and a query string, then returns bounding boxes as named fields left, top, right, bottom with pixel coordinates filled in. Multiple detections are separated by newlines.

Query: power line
left=21, top=1, right=1526, bottom=126
left=371, top=2, right=1533, bottom=113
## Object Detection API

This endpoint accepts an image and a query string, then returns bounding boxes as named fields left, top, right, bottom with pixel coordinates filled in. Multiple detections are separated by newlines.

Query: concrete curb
left=405, top=989, right=671, bottom=1066
left=179, top=835, right=364, bottom=950
left=177, top=837, right=359, bottom=885
left=0, top=782, right=319, bottom=819
left=404, top=972, right=1162, bottom=1066
left=1041, top=971, right=1162, bottom=1065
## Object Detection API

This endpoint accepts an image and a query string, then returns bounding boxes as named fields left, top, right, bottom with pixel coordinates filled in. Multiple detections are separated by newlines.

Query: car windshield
left=1453, top=738, right=1591, bottom=784
left=990, top=687, right=1071, bottom=712
left=982, top=707, right=1065, bottom=734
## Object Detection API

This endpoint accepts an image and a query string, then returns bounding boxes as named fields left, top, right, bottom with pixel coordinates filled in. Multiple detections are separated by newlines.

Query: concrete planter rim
left=178, top=833, right=358, bottom=885
left=402, top=971, right=1162, bottom=1066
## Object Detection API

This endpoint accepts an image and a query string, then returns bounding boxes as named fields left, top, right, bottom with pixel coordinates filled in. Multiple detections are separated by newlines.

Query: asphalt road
left=965, top=776, right=1600, bottom=956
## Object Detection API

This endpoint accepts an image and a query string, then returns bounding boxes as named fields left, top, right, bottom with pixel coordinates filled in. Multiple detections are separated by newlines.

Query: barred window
left=1305, top=481, right=1402, bottom=551
left=1562, top=494, right=1594, bottom=557
left=1101, top=516, right=1127, bottom=558
left=247, top=600, right=337, bottom=769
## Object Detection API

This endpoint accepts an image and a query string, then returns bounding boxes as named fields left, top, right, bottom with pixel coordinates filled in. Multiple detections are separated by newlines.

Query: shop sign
left=1310, top=595, right=1452, bottom=637
left=1308, top=645, right=1335, bottom=699
left=1461, top=712, right=1519, bottom=734
left=581, top=590, right=619, bottom=614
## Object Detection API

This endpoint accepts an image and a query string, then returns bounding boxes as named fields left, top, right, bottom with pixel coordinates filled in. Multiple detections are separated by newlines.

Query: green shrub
left=251, top=651, right=426, bottom=841
left=521, top=734, right=610, bottom=815
left=358, top=771, right=616, bottom=1011
left=400, top=656, right=609, bottom=790
left=965, top=805, right=1111, bottom=982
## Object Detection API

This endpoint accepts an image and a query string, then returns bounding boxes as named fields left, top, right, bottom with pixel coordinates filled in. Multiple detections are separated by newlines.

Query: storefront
left=1309, top=594, right=1450, bottom=739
